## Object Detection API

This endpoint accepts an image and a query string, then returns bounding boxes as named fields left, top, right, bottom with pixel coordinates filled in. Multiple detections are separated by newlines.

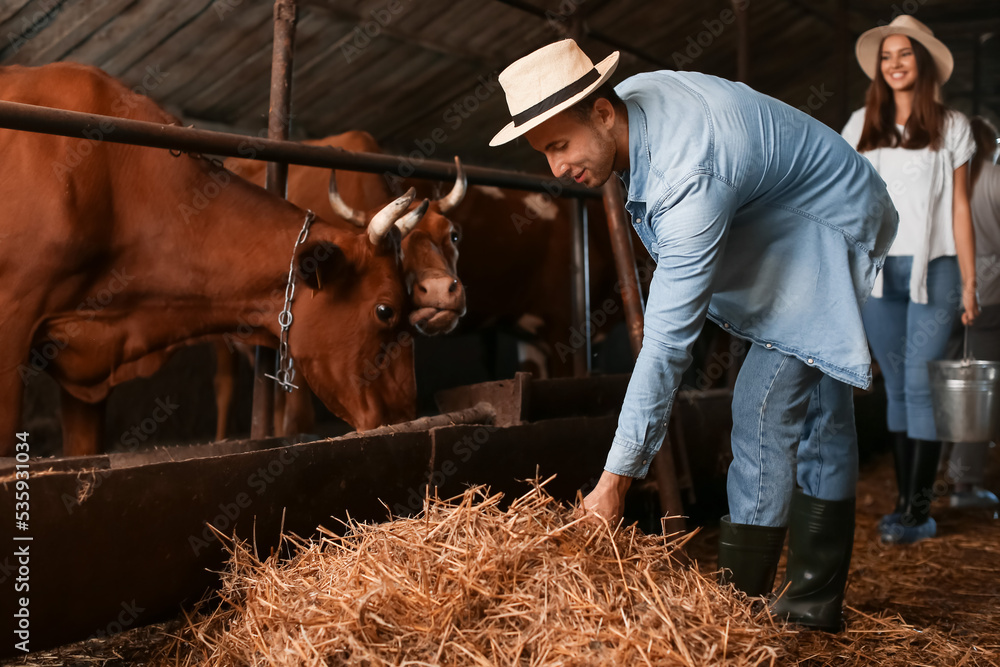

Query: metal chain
left=266, top=210, right=316, bottom=392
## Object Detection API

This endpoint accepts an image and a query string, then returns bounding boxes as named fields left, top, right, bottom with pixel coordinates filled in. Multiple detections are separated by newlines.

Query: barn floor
left=687, top=449, right=1000, bottom=666
left=3, top=449, right=998, bottom=666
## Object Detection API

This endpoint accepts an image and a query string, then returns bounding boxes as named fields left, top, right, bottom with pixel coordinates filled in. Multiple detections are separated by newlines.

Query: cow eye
left=375, top=304, right=394, bottom=322
left=450, top=228, right=461, bottom=245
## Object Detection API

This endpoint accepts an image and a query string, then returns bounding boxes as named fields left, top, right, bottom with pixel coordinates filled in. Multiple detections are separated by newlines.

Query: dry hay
left=8, top=456, right=1000, bottom=666
left=160, top=479, right=785, bottom=666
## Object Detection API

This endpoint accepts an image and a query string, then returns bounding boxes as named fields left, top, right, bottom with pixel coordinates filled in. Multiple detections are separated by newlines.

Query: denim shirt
left=606, top=71, right=898, bottom=479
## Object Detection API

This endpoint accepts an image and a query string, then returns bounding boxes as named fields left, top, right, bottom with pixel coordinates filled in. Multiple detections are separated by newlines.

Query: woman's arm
left=953, top=161, right=979, bottom=325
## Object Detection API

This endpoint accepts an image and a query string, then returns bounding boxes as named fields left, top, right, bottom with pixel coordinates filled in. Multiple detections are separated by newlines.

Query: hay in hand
left=162, top=479, right=784, bottom=666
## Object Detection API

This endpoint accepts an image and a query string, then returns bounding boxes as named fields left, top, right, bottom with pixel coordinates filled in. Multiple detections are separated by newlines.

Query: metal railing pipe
left=0, top=100, right=598, bottom=198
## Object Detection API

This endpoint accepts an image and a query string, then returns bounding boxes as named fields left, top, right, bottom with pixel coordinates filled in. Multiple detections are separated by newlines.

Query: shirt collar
left=621, top=97, right=651, bottom=203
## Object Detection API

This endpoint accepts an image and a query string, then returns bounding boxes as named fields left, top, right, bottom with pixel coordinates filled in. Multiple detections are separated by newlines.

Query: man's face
left=524, top=104, right=618, bottom=189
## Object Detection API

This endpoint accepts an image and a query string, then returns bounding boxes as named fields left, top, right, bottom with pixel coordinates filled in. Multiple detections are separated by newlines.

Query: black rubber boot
left=881, top=439, right=942, bottom=543
left=903, top=439, right=942, bottom=525
left=717, top=515, right=787, bottom=597
left=892, top=432, right=913, bottom=513
left=771, top=491, right=855, bottom=632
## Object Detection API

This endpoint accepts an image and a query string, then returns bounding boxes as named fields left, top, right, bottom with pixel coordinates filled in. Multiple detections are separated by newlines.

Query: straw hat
left=855, top=15, right=953, bottom=85
left=490, top=39, right=619, bottom=146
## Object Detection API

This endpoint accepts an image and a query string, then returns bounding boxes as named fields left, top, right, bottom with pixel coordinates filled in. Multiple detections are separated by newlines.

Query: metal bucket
left=927, top=359, right=1000, bottom=442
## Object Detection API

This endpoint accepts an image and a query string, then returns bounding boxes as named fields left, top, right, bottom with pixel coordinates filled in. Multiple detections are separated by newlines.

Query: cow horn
left=436, top=156, right=467, bottom=214
left=369, top=187, right=416, bottom=245
left=328, top=172, right=367, bottom=227
left=395, top=198, right=429, bottom=238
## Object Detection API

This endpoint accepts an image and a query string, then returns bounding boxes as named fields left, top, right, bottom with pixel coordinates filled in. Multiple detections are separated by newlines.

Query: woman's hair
left=969, top=116, right=998, bottom=190
left=856, top=36, right=945, bottom=152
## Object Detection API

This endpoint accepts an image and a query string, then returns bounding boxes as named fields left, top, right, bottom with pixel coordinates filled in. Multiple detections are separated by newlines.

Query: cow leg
left=213, top=340, right=237, bottom=441
left=60, top=388, right=105, bottom=457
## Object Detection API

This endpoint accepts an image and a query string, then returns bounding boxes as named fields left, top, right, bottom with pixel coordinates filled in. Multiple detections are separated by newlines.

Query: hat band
left=511, top=68, right=600, bottom=127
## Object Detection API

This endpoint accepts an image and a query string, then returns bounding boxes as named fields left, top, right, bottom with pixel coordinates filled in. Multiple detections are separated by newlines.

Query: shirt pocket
left=627, top=202, right=658, bottom=260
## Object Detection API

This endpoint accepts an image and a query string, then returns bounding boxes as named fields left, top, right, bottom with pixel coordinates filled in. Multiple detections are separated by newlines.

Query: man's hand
left=580, top=470, right=633, bottom=526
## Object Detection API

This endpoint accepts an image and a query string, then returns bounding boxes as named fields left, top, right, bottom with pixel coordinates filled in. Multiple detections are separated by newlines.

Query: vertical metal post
left=972, top=34, right=982, bottom=116
left=570, top=198, right=591, bottom=377
left=601, top=180, right=644, bottom=357
left=565, top=15, right=591, bottom=379
left=836, top=0, right=850, bottom=128
left=251, top=0, right=298, bottom=439
left=733, top=0, right=749, bottom=84
left=601, top=179, right=685, bottom=532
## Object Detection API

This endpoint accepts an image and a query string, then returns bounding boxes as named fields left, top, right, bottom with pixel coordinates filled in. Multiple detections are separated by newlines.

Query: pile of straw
left=164, top=480, right=785, bottom=666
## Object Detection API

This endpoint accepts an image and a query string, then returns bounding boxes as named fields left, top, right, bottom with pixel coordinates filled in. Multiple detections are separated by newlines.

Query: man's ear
left=594, top=97, right=616, bottom=129
left=294, top=241, right=352, bottom=291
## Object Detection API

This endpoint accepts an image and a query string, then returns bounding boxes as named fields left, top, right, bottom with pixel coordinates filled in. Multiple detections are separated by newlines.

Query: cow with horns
left=216, top=133, right=468, bottom=436
left=0, top=62, right=424, bottom=457
left=225, top=132, right=467, bottom=336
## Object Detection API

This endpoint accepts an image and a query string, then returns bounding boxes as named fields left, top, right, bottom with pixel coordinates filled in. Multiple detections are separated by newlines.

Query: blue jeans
left=728, top=343, right=859, bottom=526
left=862, top=256, right=962, bottom=440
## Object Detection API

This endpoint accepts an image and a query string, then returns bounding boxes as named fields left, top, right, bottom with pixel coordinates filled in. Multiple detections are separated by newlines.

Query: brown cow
left=226, top=133, right=467, bottom=335
left=1, top=62, right=419, bottom=457
left=215, top=134, right=467, bottom=437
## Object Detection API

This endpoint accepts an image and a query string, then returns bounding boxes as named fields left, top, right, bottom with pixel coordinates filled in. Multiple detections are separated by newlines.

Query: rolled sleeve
left=607, top=173, right=740, bottom=478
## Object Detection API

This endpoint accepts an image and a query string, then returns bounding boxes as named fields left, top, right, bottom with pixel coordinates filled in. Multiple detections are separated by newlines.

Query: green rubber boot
left=771, top=490, right=855, bottom=632
left=717, top=515, right=787, bottom=597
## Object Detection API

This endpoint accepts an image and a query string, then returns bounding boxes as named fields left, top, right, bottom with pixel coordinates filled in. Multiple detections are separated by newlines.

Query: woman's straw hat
left=490, top=39, right=619, bottom=146
left=855, top=15, right=953, bottom=85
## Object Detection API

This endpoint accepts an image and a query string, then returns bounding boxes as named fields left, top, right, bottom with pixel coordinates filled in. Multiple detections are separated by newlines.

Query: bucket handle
left=962, top=324, right=978, bottom=365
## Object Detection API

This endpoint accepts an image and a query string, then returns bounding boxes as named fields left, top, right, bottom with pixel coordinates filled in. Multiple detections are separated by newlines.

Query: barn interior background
left=5, top=0, right=998, bottom=452
left=1, top=0, right=999, bottom=661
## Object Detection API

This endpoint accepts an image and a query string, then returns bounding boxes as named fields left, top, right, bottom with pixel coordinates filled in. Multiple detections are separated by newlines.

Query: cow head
left=329, top=157, right=468, bottom=335
left=287, top=188, right=428, bottom=430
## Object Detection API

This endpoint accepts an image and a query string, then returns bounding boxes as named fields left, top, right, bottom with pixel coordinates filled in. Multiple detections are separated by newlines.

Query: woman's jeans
left=728, top=343, right=858, bottom=527
left=862, top=256, right=963, bottom=440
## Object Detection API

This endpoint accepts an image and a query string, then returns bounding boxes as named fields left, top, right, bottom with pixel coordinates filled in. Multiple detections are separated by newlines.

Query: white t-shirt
left=841, top=108, right=975, bottom=303
left=972, top=162, right=1000, bottom=306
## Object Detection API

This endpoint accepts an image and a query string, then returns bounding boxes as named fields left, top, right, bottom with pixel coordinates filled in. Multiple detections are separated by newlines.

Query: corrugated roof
left=1, top=0, right=997, bottom=173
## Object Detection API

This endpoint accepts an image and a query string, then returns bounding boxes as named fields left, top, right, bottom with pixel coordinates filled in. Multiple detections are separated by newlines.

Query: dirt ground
left=4, top=449, right=998, bottom=666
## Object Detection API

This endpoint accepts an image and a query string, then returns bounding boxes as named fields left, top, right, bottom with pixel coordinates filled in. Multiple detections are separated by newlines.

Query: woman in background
left=841, top=15, right=978, bottom=544
left=945, top=116, right=1000, bottom=508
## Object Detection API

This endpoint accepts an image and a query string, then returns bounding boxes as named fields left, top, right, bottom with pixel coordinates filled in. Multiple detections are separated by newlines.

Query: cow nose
left=415, top=275, right=464, bottom=309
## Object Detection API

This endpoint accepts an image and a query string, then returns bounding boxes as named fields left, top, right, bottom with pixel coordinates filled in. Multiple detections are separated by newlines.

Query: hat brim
left=855, top=25, right=953, bottom=85
left=489, top=51, right=620, bottom=147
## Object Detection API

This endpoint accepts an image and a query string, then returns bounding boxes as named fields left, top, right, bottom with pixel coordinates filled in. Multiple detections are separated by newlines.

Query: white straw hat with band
left=490, top=39, right=620, bottom=147
left=855, top=15, right=953, bottom=85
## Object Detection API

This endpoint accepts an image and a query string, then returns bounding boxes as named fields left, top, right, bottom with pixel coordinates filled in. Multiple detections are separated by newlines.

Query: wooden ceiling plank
left=0, top=0, right=38, bottom=31
left=63, top=0, right=198, bottom=72
left=117, top=0, right=268, bottom=97
left=107, top=0, right=220, bottom=80
left=5, top=0, right=137, bottom=66
left=162, top=5, right=277, bottom=106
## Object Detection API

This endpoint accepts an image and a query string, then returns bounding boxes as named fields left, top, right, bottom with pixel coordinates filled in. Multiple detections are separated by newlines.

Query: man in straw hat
left=490, top=39, right=899, bottom=631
